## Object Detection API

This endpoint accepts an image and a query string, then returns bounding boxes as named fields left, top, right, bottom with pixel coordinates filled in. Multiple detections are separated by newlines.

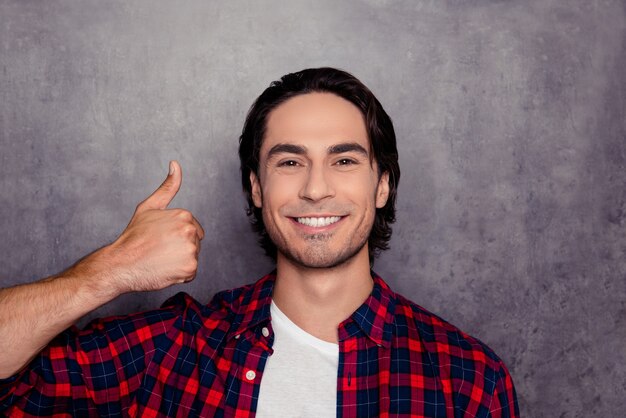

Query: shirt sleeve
left=0, top=304, right=182, bottom=417
left=488, top=361, right=520, bottom=418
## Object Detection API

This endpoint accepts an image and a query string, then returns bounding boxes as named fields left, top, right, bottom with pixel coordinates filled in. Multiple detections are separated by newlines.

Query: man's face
left=250, top=92, right=390, bottom=269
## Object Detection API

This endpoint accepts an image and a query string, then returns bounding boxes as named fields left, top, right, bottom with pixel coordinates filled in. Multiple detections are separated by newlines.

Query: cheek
left=347, top=173, right=379, bottom=200
left=262, top=176, right=300, bottom=208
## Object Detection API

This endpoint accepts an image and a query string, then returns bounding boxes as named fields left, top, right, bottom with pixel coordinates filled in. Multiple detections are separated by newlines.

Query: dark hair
left=238, top=67, right=400, bottom=262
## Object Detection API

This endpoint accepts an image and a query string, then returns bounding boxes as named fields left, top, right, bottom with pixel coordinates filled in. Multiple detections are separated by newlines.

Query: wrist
left=63, top=245, right=125, bottom=303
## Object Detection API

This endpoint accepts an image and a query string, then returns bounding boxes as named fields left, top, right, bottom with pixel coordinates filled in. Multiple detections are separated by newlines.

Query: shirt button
left=245, top=370, right=256, bottom=381
left=261, top=327, right=269, bottom=337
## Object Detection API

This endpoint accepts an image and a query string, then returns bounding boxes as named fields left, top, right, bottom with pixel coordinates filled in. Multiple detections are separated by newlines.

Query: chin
left=280, top=244, right=365, bottom=270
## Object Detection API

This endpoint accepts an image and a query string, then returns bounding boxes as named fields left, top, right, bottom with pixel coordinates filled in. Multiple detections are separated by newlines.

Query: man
left=0, top=68, right=519, bottom=417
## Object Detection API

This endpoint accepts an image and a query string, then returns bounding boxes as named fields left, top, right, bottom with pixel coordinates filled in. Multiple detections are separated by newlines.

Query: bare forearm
left=0, top=248, right=119, bottom=379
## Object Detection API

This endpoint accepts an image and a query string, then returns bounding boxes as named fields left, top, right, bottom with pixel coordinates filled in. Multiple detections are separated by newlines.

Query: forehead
left=262, top=92, right=369, bottom=154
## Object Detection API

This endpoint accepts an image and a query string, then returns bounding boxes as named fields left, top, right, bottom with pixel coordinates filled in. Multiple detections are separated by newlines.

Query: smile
left=296, top=216, right=342, bottom=227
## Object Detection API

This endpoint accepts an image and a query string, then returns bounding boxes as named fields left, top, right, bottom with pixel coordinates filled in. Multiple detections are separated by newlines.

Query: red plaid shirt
left=1, top=272, right=519, bottom=417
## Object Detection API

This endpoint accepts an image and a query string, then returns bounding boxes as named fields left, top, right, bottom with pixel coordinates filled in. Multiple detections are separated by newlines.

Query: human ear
left=250, top=171, right=263, bottom=208
left=376, top=171, right=390, bottom=208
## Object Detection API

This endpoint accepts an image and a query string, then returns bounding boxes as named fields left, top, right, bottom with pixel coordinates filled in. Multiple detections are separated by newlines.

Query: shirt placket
left=337, top=335, right=391, bottom=418
left=338, top=336, right=359, bottom=418
left=223, top=325, right=273, bottom=417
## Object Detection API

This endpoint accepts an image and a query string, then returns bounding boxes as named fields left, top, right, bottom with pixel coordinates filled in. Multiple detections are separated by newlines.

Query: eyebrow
left=267, top=143, right=307, bottom=159
left=266, top=142, right=369, bottom=159
left=327, top=142, right=369, bottom=156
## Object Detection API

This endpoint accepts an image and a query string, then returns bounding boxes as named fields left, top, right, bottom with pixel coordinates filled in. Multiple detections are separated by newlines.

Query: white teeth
left=296, top=216, right=341, bottom=227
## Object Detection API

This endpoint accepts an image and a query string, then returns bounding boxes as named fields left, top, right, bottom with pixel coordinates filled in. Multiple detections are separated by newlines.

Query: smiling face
left=250, top=92, right=390, bottom=269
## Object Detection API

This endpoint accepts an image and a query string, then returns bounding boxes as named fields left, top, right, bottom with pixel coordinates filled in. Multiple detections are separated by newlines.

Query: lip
left=289, top=215, right=346, bottom=233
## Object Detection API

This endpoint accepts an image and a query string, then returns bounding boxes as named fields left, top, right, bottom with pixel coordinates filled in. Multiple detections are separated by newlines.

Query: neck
left=272, top=247, right=374, bottom=344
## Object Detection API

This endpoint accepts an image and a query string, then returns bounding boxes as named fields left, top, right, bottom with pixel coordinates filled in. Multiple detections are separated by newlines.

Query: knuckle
left=183, top=260, right=198, bottom=275
left=182, top=225, right=196, bottom=236
left=135, top=201, right=147, bottom=212
left=160, top=180, right=174, bottom=192
left=176, top=209, right=192, bottom=220
left=187, top=243, right=198, bottom=255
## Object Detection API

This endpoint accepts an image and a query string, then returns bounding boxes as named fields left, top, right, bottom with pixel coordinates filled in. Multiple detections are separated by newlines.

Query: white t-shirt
left=255, top=301, right=339, bottom=417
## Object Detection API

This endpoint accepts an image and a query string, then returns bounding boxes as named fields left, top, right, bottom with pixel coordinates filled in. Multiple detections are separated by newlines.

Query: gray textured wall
left=1, top=1, right=624, bottom=416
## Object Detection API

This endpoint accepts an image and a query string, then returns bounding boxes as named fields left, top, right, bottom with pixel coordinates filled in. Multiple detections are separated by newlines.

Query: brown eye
left=336, top=158, right=357, bottom=166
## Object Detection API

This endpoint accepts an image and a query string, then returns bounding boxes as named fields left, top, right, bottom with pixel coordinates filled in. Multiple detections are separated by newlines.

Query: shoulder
left=393, top=291, right=506, bottom=367
left=65, top=286, right=238, bottom=353
left=390, top=290, right=516, bottom=403
left=394, top=292, right=519, bottom=415
left=58, top=292, right=217, bottom=356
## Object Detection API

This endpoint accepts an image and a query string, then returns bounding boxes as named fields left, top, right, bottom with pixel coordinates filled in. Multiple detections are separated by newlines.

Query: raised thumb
left=137, top=161, right=182, bottom=211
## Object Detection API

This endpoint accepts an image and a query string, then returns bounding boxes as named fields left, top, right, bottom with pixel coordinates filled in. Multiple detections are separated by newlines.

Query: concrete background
left=1, top=0, right=624, bottom=416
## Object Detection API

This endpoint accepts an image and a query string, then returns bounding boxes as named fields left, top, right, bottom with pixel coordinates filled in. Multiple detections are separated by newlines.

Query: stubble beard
left=266, top=220, right=371, bottom=269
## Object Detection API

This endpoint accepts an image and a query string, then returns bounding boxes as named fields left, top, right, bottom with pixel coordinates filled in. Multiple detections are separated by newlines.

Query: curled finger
left=191, top=216, right=205, bottom=240
left=194, top=235, right=202, bottom=258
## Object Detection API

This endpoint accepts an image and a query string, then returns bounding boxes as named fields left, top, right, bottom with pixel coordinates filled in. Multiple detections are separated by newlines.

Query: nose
left=299, top=163, right=335, bottom=202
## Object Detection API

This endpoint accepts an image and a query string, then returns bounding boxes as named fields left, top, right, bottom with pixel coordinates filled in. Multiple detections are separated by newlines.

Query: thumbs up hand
left=91, top=161, right=205, bottom=295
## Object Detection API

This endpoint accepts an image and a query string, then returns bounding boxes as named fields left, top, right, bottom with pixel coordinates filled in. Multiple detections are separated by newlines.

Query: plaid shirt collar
left=222, top=271, right=397, bottom=348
